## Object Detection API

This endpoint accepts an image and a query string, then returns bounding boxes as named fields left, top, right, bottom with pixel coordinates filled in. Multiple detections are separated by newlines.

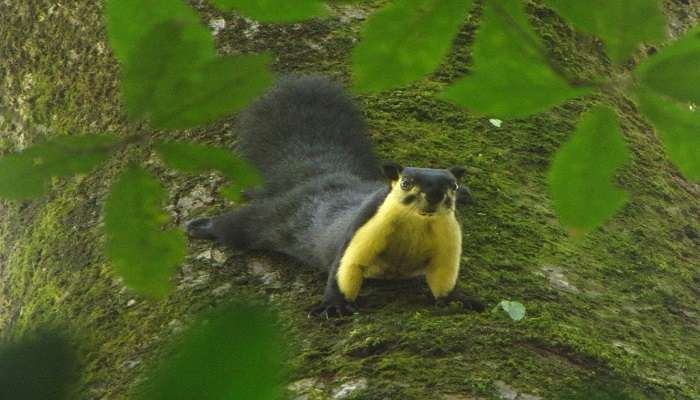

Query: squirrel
left=187, top=75, right=484, bottom=317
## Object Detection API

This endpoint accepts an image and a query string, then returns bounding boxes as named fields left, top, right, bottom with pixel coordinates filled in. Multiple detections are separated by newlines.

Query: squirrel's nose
left=425, top=190, right=445, bottom=205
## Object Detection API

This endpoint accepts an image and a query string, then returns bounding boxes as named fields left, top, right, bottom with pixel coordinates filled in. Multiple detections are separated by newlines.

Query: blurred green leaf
left=637, top=89, right=700, bottom=181
left=352, top=0, right=473, bottom=93
left=210, top=0, right=327, bottom=22
left=637, top=27, right=700, bottom=105
left=105, top=167, right=186, bottom=297
left=106, top=0, right=203, bottom=63
left=497, top=300, right=526, bottom=321
left=544, top=0, right=665, bottom=64
left=156, top=141, right=262, bottom=199
left=440, top=0, right=588, bottom=118
left=137, top=303, right=286, bottom=400
left=220, top=183, right=245, bottom=202
left=0, top=135, right=117, bottom=200
left=548, top=106, right=630, bottom=235
left=0, top=330, right=78, bottom=400
left=121, top=21, right=273, bottom=129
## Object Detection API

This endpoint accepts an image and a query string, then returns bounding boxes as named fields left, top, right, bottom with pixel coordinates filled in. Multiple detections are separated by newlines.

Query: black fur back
left=191, top=75, right=388, bottom=270
left=236, top=75, right=382, bottom=194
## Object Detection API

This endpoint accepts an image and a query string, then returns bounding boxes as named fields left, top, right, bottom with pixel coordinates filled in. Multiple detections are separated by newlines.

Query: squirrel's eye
left=400, top=179, right=413, bottom=190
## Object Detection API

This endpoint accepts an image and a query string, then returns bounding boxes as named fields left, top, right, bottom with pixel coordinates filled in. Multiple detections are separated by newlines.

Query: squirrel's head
left=382, top=162, right=472, bottom=217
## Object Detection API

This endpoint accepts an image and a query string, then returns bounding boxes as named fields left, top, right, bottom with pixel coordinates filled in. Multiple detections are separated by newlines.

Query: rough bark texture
left=1, top=1, right=699, bottom=399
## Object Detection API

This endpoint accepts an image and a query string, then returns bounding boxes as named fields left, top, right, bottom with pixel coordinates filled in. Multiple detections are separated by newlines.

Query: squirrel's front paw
left=311, top=299, right=358, bottom=319
left=435, top=290, right=486, bottom=312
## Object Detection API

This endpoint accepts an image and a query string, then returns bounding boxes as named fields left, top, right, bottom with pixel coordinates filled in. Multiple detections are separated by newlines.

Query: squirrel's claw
left=310, top=300, right=357, bottom=319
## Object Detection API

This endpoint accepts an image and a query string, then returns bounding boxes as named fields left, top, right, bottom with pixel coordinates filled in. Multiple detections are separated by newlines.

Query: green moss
left=1, top=0, right=699, bottom=399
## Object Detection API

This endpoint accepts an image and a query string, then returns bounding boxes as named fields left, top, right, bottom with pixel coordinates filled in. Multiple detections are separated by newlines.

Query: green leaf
left=637, top=27, right=700, bottom=105
left=209, top=0, right=327, bottom=22
left=440, top=0, right=588, bottom=118
left=635, top=28, right=700, bottom=181
left=636, top=89, right=700, bottom=181
left=106, top=0, right=203, bottom=63
left=138, top=303, right=285, bottom=400
left=498, top=300, right=526, bottom=321
left=105, top=167, right=186, bottom=298
left=352, top=0, right=473, bottom=93
left=121, top=20, right=274, bottom=129
left=0, top=134, right=117, bottom=200
left=544, top=0, right=666, bottom=64
left=0, top=330, right=78, bottom=400
left=220, top=183, right=245, bottom=202
left=548, top=106, right=630, bottom=235
left=156, top=141, right=262, bottom=194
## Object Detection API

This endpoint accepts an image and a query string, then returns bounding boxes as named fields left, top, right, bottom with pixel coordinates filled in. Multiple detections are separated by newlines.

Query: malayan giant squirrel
left=187, top=75, right=484, bottom=317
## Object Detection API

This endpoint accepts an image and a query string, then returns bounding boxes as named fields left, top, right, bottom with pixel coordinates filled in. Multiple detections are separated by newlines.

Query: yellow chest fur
left=343, top=198, right=461, bottom=280
left=364, top=214, right=436, bottom=278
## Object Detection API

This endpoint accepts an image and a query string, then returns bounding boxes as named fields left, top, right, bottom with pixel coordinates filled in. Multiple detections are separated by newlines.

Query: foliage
left=637, top=27, right=700, bottom=105
left=543, top=0, right=666, bottom=64
left=103, top=0, right=275, bottom=299
left=635, top=27, right=700, bottom=180
left=0, top=135, right=116, bottom=200
left=104, top=167, right=186, bottom=298
left=352, top=0, right=474, bottom=93
left=439, top=0, right=589, bottom=118
left=636, top=89, right=700, bottom=180
left=548, top=107, right=630, bottom=235
left=0, top=308, right=285, bottom=400
left=156, top=141, right=262, bottom=201
left=108, top=0, right=273, bottom=129
left=0, top=330, right=78, bottom=400
left=105, top=0, right=202, bottom=63
left=136, top=303, right=285, bottom=400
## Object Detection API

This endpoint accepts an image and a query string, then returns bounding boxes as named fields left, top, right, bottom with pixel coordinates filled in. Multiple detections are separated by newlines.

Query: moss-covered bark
left=1, top=1, right=699, bottom=399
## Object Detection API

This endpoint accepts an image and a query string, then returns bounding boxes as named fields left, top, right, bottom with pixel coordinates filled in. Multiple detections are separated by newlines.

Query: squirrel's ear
left=449, top=166, right=466, bottom=181
left=382, top=162, right=403, bottom=181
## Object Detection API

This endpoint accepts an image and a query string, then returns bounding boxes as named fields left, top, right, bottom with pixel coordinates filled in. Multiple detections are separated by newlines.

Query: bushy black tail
left=236, top=75, right=382, bottom=192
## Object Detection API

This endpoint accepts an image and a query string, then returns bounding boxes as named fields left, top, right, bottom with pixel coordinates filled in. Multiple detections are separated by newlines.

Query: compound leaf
left=548, top=106, right=630, bottom=235
left=105, top=167, right=186, bottom=298
left=210, top=0, right=327, bottom=22
left=121, top=21, right=273, bottom=129
left=352, top=0, right=473, bottom=93
left=156, top=141, right=262, bottom=199
left=138, top=303, right=285, bottom=400
left=637, top=27, right=700, bottom=105
left=0, top=134, right=117, bottom=200
left=440, top=0, right=588, bottom=118
left=544, top=0, right=666, bottom=64
left=637, top=89, right=700, bottom=181
left=0, top=330, right=78, bottom=400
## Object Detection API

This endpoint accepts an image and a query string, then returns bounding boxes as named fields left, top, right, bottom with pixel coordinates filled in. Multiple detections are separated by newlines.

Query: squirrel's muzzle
left=425, top=189, right=446, bottom=205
